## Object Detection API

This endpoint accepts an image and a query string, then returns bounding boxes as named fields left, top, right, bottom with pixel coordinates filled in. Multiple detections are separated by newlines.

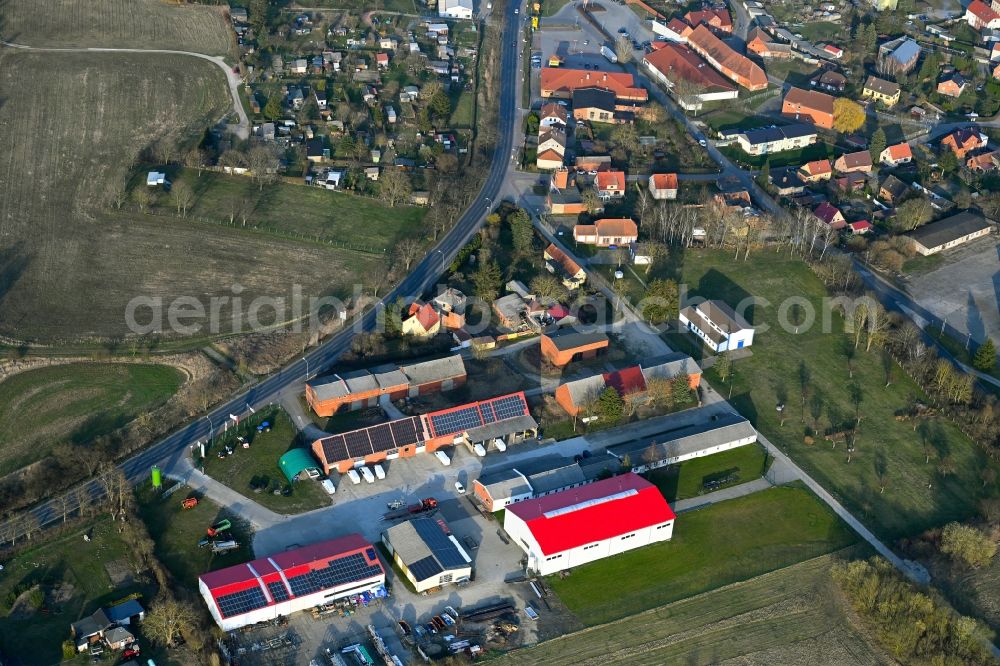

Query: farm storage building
left=473, top=455, right=592, bottom=511
left=606, top=413, right=757, bottom=472
left=312, top=391, right=537, bottom=473
left=198, top=534, right=386, bottom=631
left=906, top=212, right=993, bottom=255
left=540, top=328, right=610, bottom=367
left=504, top=473, right=676, bottom=576
left=382, top=517, right=472, bottom=592
left=305, top=355, right=466, bottom=416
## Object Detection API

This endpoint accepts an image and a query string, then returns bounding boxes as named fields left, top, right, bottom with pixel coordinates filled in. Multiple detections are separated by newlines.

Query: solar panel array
left=414, top=518, right=470, bottom=569
left=479, top=403, right=497, bottom=424
left=216, top=586, right=268, bottom=618
left=285, top=553, right=382, bottom=599
left=320, top=416, right=424, bottom=464
left=492, top=394, right=527, bottom=421
left=267, top=580, right=290, bottom=603
left=430, top=405, right=484, bottom=437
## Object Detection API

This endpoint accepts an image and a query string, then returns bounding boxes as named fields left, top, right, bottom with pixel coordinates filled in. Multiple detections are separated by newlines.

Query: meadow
left=0, top=0, right=233, bottom=54
left=677, top=250, right=1000, bottom=541
left=0, top=363, right=182, bottom=476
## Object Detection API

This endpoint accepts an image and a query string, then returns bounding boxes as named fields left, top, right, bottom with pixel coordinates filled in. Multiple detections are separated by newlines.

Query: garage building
left=606, top=413, right=757, bottom=473
left=382, top=517, right=472, bottom=592
left=504, top=473, right=676, bottom=576
left=906, top=212, right=993, bottom=256
left=198, top=534, right=386, bottom=631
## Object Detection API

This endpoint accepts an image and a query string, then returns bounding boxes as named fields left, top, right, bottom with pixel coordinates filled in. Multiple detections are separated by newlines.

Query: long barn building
left=312, top=391, right=538, bottom=474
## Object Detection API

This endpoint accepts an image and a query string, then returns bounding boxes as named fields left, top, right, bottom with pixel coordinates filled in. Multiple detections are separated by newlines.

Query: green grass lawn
left=902, top=252, right=946, bottom=274
left=547, top=485, right=858, bottom=626
left=679, top=250, right=1000, bottom=541
left=450, top=90, right=475, bottom=128
left=137, top=483, right=254, bottom=588
left=496, top=550, right=881, bottom=665
left=155, top=168, right=427, bottom=253
left=645, top=443, right=770, bottom=501
left=200, top=408, right=330, bottom=514
left=703, top=112, right=781, bottom=133
left=796, top=22, right=845, bottom=43
left=720, top=142, right=836, bottom=169
left=0, top=518, right=152, bottom=665
left=0, top=363, right=183, bottom=476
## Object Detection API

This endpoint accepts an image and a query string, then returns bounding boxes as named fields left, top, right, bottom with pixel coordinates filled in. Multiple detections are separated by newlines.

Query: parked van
left=321, top=479, right=336, bottom=495
left=493, top=438, right=507, bottom=452
left=435, top=450, right=451, bottom=466
left=473, top=443, right=487, bottom=457
left=360, top=466, right=375, bottom=483
left=347, top=469, right=361, bottom=485
left=373, top=464, right=386, bottom=480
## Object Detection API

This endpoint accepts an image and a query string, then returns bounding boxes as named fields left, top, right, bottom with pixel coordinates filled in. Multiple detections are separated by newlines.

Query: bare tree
left=395, top=237, right=423, bottom=271
left=55, top=491, right=75, bottom=524
left=614, top=35, right=634, bottom=64
left=97, top=464, right=133, bottom=529
left=171, top=181, right=195, bottom=218
left=144, top=598, right=198, bottom=647
left=132, top=187, right=154, bottom=212
left=107, top=177, right=130, bottom=210
left=184, top=147, right=207, bottom=176
left=379, top=167, right=412, bottom=207
left=246, top=145, right=280, bottom=191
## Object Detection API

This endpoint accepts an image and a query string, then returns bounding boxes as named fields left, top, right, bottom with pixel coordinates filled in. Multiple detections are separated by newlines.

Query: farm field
left=200, top=409, right=331, bottom=514
left=155, top=168, right=427, bottom=252
left=646, top=442, right=770, bottom=501
left=0, top=51, right=383, bottom=342
left=497, top=552, right=886, bottom=666
left=546, top=485, right=859, bottom=626
left=0, top=363, right=183, bottom=476
left=0, top=518, right=156, bottom=665
left=678, top=250, right=1000, bottom=541
left=0, top=0, right=233, bottom=55
left=137, top=482, right=254, bottom=588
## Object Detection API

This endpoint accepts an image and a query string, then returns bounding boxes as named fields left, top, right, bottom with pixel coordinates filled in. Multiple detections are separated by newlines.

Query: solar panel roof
left=407, top=555, right=444, bottom=582
left=413, top=519, right=470, bottom=569
left=216, top=587, right=268, bottom=618
left=492, top=394, right=527, bottom=421
left=267, top=580, right=290, bottom=603
left=318, top=416, right=426, bottom=464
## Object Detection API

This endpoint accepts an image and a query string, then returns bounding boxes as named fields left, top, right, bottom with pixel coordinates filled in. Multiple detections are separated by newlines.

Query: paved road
left=0, top=40, right=251, bottom=139
left=1, top=5, right=524, bottom=539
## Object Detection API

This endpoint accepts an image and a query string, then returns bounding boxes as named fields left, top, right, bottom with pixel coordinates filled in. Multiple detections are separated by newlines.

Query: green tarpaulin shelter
left=278, top=448, right=321, bottom=482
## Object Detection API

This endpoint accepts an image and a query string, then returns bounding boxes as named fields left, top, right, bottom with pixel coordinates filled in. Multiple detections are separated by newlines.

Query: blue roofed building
left=382, top=516, right=472, bottom=592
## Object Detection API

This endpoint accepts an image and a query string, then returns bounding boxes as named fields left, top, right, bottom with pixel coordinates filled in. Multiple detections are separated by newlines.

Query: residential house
left=799, top=159, right=833, bottom=182
left=678, top=299, right=754, bottom=351
left=573, top=218, right=639, bottom=246
left=813, top=70, right=847, bottom=93
left=966, top=0, right=1000, bottom=29
left=781, top=87, right=834, bottom=129
left=402, top=302, right=441, bottom=338
left=493, top=293, right=528, bottom=330
left=365, top=166, right=380, bottom=181
left=642, top=43, right=738, bottom=111
left=834, top=150, right=873, bottom=174
left=544, top=243, right=587, bottom=289
left=907, top=211, right=993, bottom=255
left=575, top=155, right=613, bottom=172
left=536, top=127, right=567, bottom=170
left=540, top=329, right=610, bottom=367
left=862, top=76, right=901, bottom=107
left=834, top=172, right=868, bottom=193
left=595, top=171, right=626, bottom=200
left=648, top=173, right=679, bottom=200
left=539, top=102, right=569, bottom=129
left=686, top=25, right=768, bottom=91
left=306, top=138, right=325, bottom=162
left=746, top=27, right=792, bottom=58
left=941, top=127, right=987, bottom=158
left=880, top=143, right=913, bottom=166
left=879, top=174, right=909, bottom=205
left=822, top=44, right=844, bottom=59
left=376, top=52, right=390, bottom=69
left=104, top=627, right=135, bottom=651
left=770, top=168, right=807, bottom=196
left=968, top=151, right=999, bottom=172
left=314, top=89, right=328, bottom=110
left=290, top=58, right=308, bottom=74
left=937, top=72, right=967, bottom=98
left=684, top=8, right=733, bottom=32
left=725, top=124, right=817, bottom=156
left=849, top=220, right=873, bottom=234
left=572, top=87, right=619, bottom=123
left=540, top=68, right=648, bottom=101
left=814, top=202, right=846, bottom=228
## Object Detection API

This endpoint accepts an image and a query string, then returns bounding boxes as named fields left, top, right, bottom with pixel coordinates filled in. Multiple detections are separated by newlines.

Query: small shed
left=146, top=172, right=167, bottom=187
left=279, top=448, right=321, bottom=482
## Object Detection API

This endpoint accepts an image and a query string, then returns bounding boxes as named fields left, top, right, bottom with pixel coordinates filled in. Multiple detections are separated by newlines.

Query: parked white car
left=435, top=450, right=452, bottom=466
left=321, top=479, right=336, bottom=495
left=454, top=481, right=466, bottom=494
left=373, top=464, right=386, bottom=480
left=347, top=469, right=361, bottom=485
left=360, top=466, right=375, bottom=483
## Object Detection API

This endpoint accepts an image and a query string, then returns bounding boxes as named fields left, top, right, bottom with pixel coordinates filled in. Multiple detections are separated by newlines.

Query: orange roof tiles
left=686, top=25, right=767, bottom=91
left=643, top=43, right=736, bottom=93
left=596, top=171, right=626, bottom=191
left=540, top=68, right=648, bottom=101
left=545, top=243, right=583, bottom=277
left=884, top=143, right=912, bottom=162
left=594, top=218, right=638, bottom=237
left=650, top=173, right=678, bottom=190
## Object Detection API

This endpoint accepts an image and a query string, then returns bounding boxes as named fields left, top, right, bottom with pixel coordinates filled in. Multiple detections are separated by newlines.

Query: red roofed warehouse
left=642, top=43, right=738, bottom=111
left=540, top=68, right=648, bottom=102
left=199, top=535, right=386, bottom=631
left=555, top=353, right=701, bottom=416
left=686, top=25, right=767, bottom=91
left=781, top=87, right=834, bottom=129
left=504, top=473, right=676, bottom=576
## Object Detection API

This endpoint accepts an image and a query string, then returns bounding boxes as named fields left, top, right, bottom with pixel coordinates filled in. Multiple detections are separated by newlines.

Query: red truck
left=382, top=498, right=437, bottom=521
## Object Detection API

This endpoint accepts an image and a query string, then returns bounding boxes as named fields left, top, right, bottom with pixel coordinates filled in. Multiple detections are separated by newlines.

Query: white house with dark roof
left=679, top=300, right=754, bottom=352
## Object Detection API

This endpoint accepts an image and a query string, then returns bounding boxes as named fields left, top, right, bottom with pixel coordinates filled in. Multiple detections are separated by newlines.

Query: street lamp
left=302, top=356, right=309, bottom=381
left=203, top=416, right=214, bottom=444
